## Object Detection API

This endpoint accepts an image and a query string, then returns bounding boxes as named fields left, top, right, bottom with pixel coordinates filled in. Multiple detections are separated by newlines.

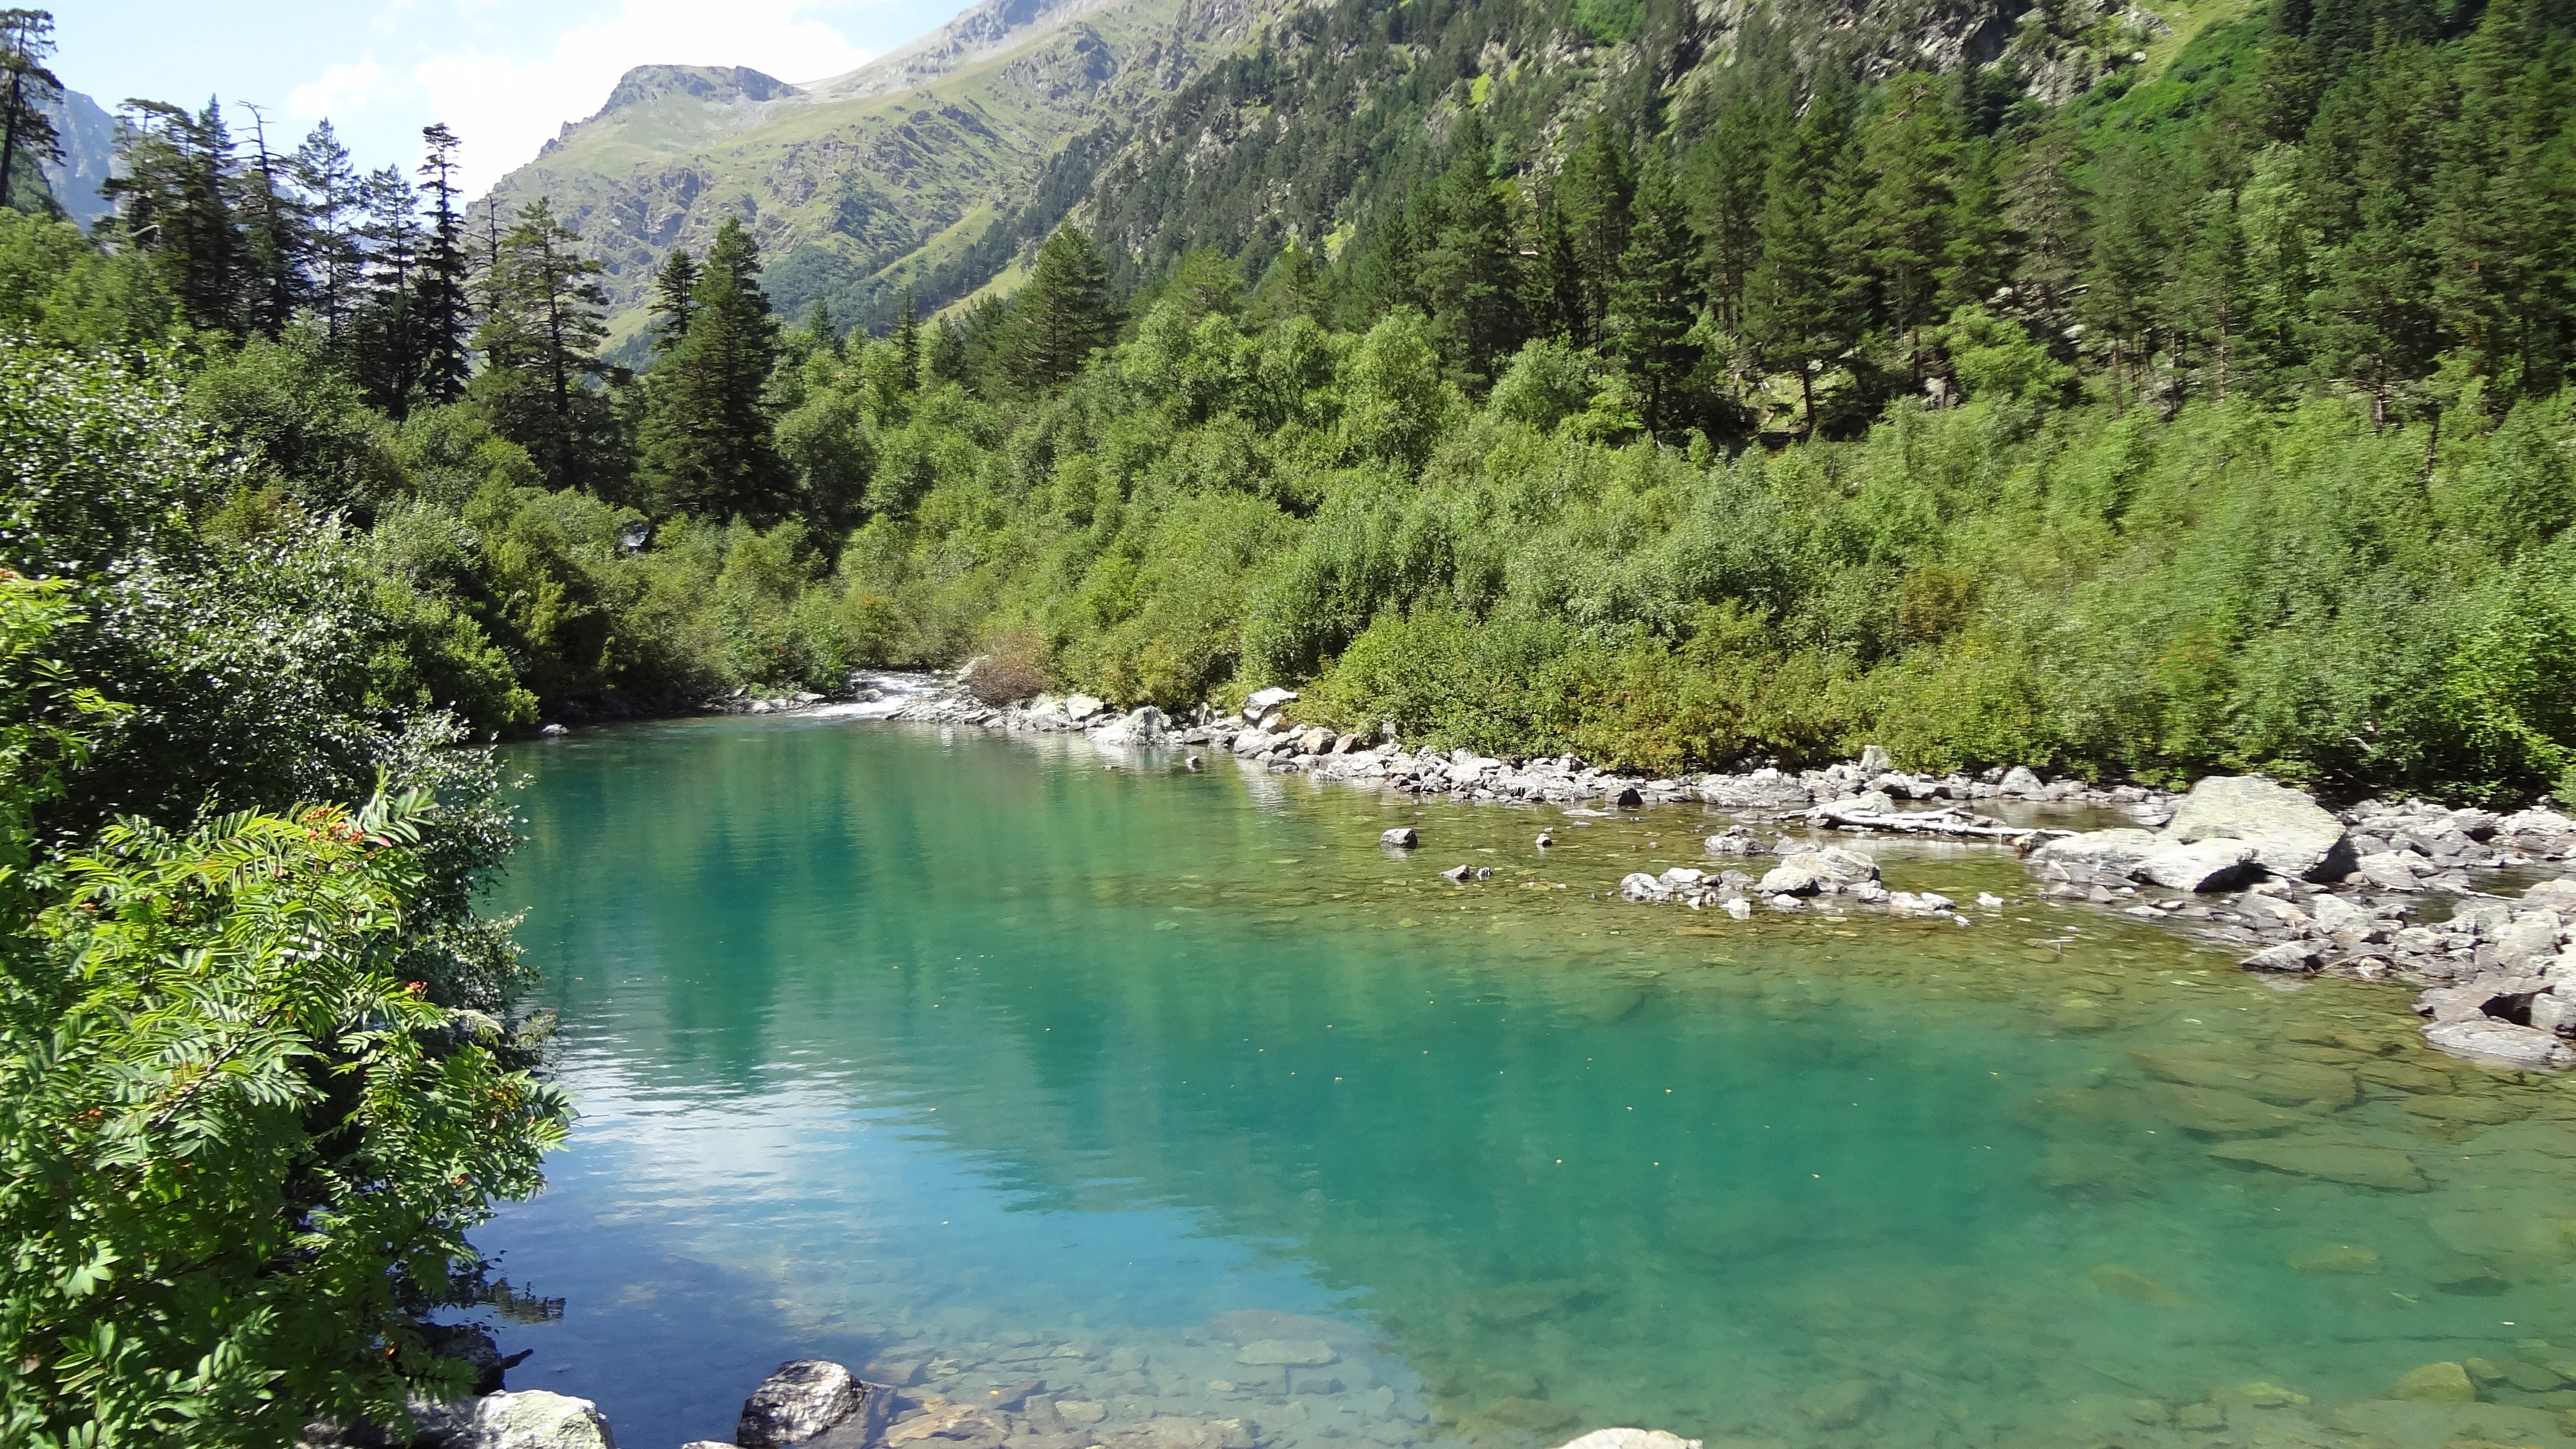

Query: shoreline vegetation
left=2, top=0, right=2575, bottom=1433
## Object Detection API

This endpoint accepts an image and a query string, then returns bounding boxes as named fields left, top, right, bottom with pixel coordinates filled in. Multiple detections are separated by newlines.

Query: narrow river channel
left=479, top=713, right=2576, bottom=1449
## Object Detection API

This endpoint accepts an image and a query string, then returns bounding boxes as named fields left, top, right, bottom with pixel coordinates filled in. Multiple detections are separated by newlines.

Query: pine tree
left=0, top=8, right=63, bottom=214
left=637, top=216, right=787, bottom=519
left=413, top=122, right=471, bottom=405
left=1608, top=146, right=1702, bottom=437
left=1414, top=111, right=1525, bottom=386
left=473, top=196, right=612, bottom=490
left=1003, top=224, right=1116, bottom=392
left=105, top=98, right=239, bottom=335
left=2428, top=0, right=2549, bottom=392
left=235, top=104, right=300, bottom=339
left=2168, top=188, right=2254, bottom=401
left=2310, top=48, right=2441, bottom=428
left=1856, top=73, right=1962, bottom=377
left=1525, top=192, right=1584, bottom=341
left=292, top=121, right=366, bottom=349
left=891, top=282, right=921, bottom=385
left=650, top=247, right=700, bottom=354
left=2078, top=140, right=2168, bottom=404
left=2003, top=119, right=2090, bottom=324
left=1555, top=114, right=1633, bottom=347
left=351, top=164, right=422, bottom=415
left=1250, top=240, right=1328, bottom=329
left=1684, top=94, right=1779, bottom=333
left=1745, top=84, right=1854, bottom=435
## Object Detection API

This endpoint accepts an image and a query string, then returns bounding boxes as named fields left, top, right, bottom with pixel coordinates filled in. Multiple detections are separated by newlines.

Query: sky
left=50, top=0, right=972, bottom=196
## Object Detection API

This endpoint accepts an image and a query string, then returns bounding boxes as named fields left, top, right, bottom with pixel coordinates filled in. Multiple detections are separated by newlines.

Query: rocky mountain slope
left=479, top=0, right=1287, bottom=348
left=481, top=0, right=2229, bottom=343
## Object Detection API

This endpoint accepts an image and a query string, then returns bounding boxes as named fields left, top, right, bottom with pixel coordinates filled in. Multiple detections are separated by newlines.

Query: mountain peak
left=595, top=64, right=803, bottom=119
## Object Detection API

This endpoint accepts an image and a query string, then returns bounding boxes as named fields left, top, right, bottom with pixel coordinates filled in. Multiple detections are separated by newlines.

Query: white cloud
left=287, top=59, right=389, bottom=121
left=297, top=1, right=875, bottom=197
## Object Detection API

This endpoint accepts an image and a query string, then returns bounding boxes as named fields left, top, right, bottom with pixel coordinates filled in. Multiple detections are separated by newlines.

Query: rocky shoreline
left=864, top=675, right=2576, bottom=1072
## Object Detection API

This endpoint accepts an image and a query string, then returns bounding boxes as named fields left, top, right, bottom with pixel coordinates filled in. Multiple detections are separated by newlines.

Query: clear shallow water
left=479, top=716, right=2576, bottom=1449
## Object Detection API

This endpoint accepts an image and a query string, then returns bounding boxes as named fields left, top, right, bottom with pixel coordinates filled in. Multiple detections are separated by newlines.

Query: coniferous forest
left=0, top=0, right=2573, bottom=1434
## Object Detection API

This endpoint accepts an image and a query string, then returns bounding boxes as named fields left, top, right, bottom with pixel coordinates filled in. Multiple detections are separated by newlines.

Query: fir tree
left=891, top=282, right=921, bottom=386
left=413, top=122, right=471, bottom=405
left=106, top=98, right=239, bottom=335
left=1556, top=114, right=1635, bottom=348
left=0, top=8, right=62, bottom=214
left=351, top=163, right=422, bottom=415
left=2003, top=119, right=2090, bottom=324
left=1003, top=224, right=1117, bottom=392
left=473, top=196, right=612, bottom=490
left=1414, top=111, right=1525, bottom=386
left=292, top=121, right=366, bottom=349
left=1608, top=146, right=1701, bottom=437
left=1856, top=73, right=1962, bottom=377
left=235, top=103, right=300, bottom=339
left=1745, top=84, right=1855, bottom=435
left=638, top=216, right=787, bottom=519
left=1685, top=95, right=1778, bottom=333
left=650, top=247, right=700, bottom=354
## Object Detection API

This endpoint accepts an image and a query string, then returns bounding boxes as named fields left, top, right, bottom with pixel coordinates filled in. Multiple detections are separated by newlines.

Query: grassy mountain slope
left=481, top=0, right=1285, bottom=350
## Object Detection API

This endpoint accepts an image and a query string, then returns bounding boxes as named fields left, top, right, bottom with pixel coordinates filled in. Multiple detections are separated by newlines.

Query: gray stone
left=1442, top=865, right=1474, bottom=883
left=2532, top=992, right=2574, bottom=1036
left=2165, top=775, right=2351, bottom=880
left=1858, top=745, right=1893, bottom=773
left=2523, top=878, right=2576, bottom=911
left=1611, top=785, right=1644, bottom=808
left=2000, top=766, right=2045, bottom=795
left=1815, top=789, right=1896, bottom=816
left=1063, top=695, right=1107, bottom=723
left=1703, top=832, right=1757, bottom=856
left=2495, top=913, right=2564, bottom=964
left=1379, top=827, right=1418, bottom=849
left=411, top=1392, right=618, bottom=1449
left=2030, top=828, right=2161, bottom=875
left=2308, top=893, right=2376, bottom=936
left=1296, top=727, right=1334, bottom=755
left=2421, top=1017, right=2575, bottom=1069
left=538, top=723, right=568, bottom=738
left=1781, top=846, right=1878, bottom=888
left=2355, top=851, right=2430, bottom=891
left=1619, top=872, right=1668, bottom=902
left=1553, top=1432, right=1704, bottom=1449
left=738, top=1361, right=863, bottom=1448
left=1696, top=773, right=1815, bottom=809
left=1236, top=1339, right=1337, bottom=1367
left=2135, top=839, right=2262, bottom=893
left=1242, top=687, right=1298, bottom=719
left=1758, top=864, right=1821, bottom=896
left=1658, top=867, right=1710, bottom=889
left=2241, top=943, right=2320, bottom=972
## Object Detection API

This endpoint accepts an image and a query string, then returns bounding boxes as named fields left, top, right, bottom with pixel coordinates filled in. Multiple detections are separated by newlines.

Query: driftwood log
left=1801, top=803, right=2077, bottom=841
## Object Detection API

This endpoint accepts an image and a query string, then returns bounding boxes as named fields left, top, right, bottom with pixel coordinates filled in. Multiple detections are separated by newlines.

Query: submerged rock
left=1553, top=1431, right=1704, bottom=1449
left=2386, top=1362, right=2478, bottom=1402
left=1235, top=1339, right=1337, bottom=1367
left=2208, top=1138, right=2426, bottom=1191
left=2421, top=1017, right=2575, bottom=1069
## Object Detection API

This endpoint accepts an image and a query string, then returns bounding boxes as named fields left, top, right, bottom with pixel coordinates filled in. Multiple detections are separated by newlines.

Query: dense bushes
left=0, top=348, right=567, bottom=1443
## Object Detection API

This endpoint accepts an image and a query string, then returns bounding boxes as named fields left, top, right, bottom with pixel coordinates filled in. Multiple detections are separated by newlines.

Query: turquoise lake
left=478, top=713, right=2576, bottom=1449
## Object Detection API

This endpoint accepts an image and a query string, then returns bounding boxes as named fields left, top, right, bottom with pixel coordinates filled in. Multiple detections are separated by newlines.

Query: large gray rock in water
left=1697, top=772, right=1813, bottom=809
left=1555, top=1431, right=1704, bottom=1449
left=738, top=1361, right=863, bottom=1448
left=2135, top=839, right=2261, bottom=892
left=411, top=1392, right=617, bottom=1449
left=2029, top=828, right=2161, bottom=874
left=2165, top=776, right=2351, bottom=880
left=2422, top=1017, right=2576, bottom=1069
left=1780, top=846, right=1878, bottom=887
left=1757, top=864, right=1821, bottom=897
left=2523, top=877, right=2576, bottom=912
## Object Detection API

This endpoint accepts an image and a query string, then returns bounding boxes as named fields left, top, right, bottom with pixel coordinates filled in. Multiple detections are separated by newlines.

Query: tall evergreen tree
left=105, top=98, right=239, bottom=335
left=1525, top=190, right=1584, bottom=342
left=891, top=282, right=922, bottom=385
left=351, top=163, right=422, bottom=415
left=1608, top=147, right=1702, bottom=436
left=2003, top=119, right=2090, bottom=324
left=1249, top=241, right=1328, bottom=329
left=0, top=8, right=62, bottom=214
left=1555, top=114, right=1635, bottom=347
left=2168, top=188, right=2255, bottom=400
left=1684, top=94, right=1779, bottom=333
left=2078, top=141, right=2170, bottom=403
left=1745, top=84, right=1855, bottom=434
left=638, top=216, right=787, bottom=519
left=1003, top=224, right=1117, bottom=392
left=234, top=104, right=301, bottom=339
left=649, top=247, right=700, bottom=354
left=1856, top=73, right=1962, bottom=377
left=1415, top=112, right=1525, bottom=386
left=473, top=196, right=613, bottom=490
left=292, top=121, right=366, bottom=349
left=413, top=122, right=471, bottom=405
